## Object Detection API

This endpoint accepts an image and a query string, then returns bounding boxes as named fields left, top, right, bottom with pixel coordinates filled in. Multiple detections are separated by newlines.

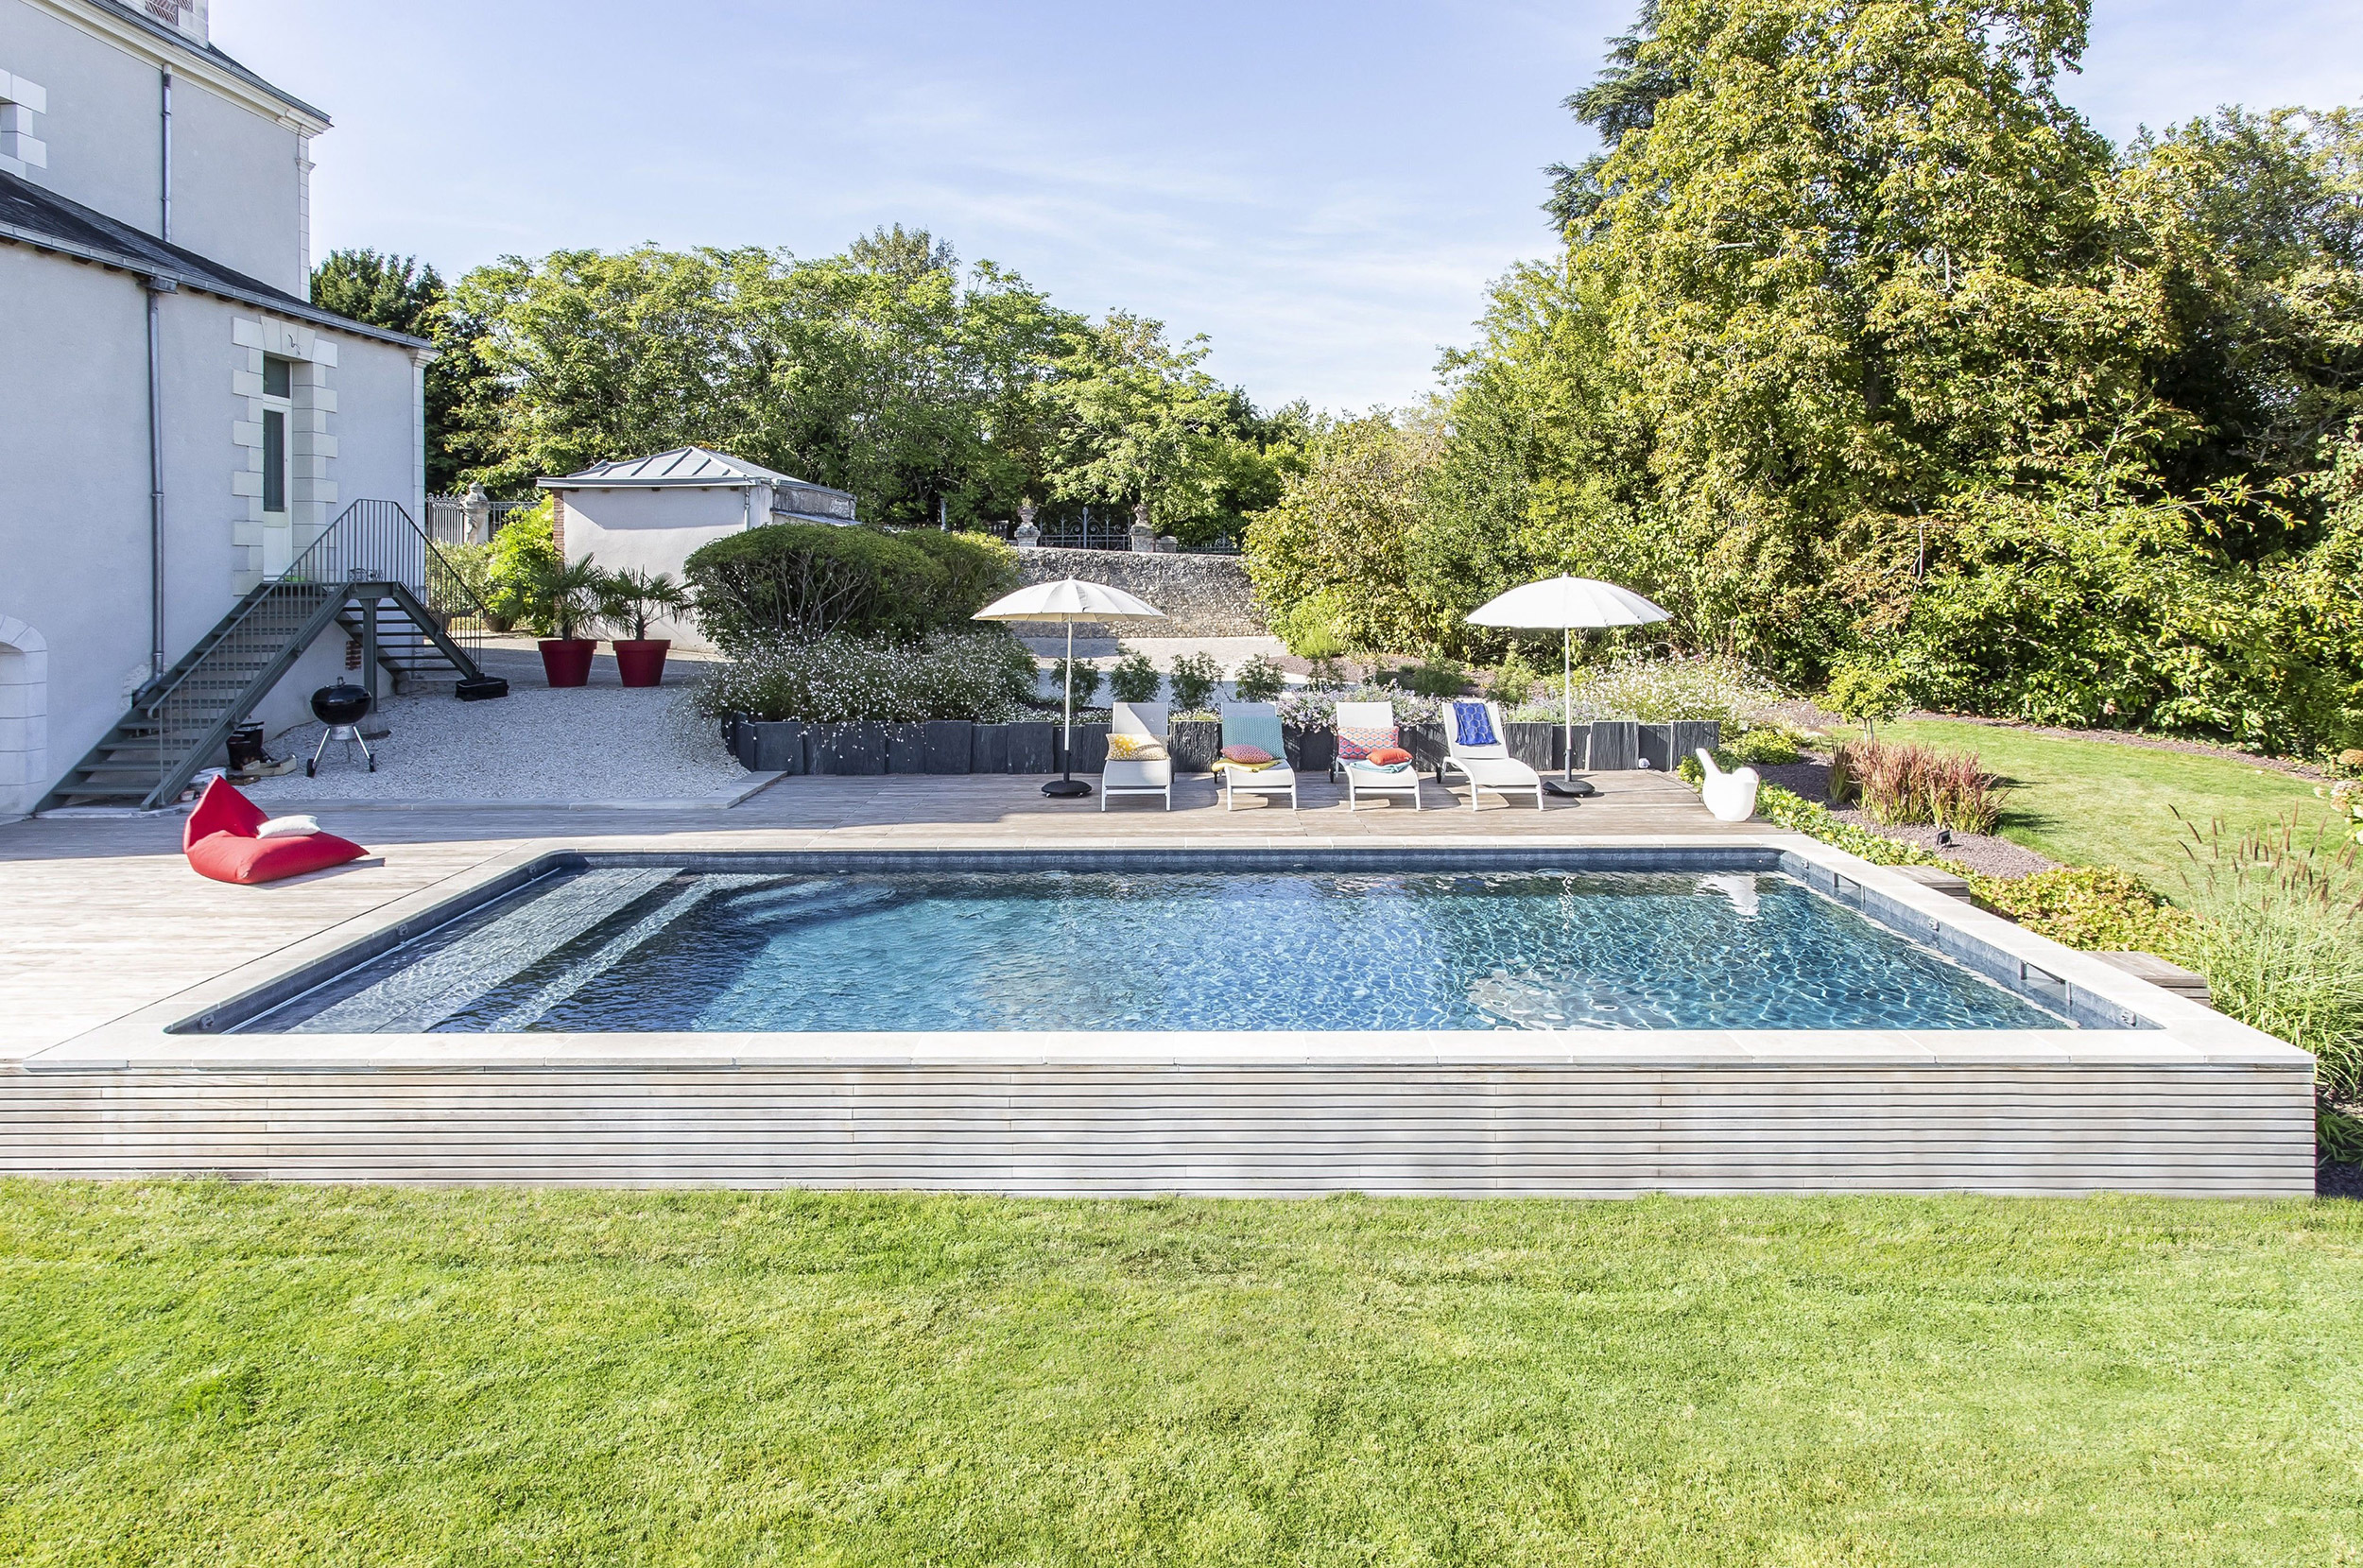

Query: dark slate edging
left=729, top=715, right=1716, bottom=775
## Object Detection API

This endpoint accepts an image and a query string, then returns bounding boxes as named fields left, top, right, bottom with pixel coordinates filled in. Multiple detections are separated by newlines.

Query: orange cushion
left=187, top=828, right=367, bottom=885
left=183, top=775, right=267, bottom=850
left=1367, top=746, right=1413, bottom=766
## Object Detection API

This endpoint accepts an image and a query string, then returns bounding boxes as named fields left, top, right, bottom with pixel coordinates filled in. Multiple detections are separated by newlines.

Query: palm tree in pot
left=528, top=555, right=609, bottom=687
left=598, top=567, right=693, bottom=688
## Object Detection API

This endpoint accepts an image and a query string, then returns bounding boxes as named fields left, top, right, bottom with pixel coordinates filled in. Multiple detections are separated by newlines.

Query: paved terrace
left=0, top=769, right=1732, bottom=1062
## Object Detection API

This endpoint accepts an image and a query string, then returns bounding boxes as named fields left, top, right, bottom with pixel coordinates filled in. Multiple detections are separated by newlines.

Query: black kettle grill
left=306, top=683, right=376, bottom=776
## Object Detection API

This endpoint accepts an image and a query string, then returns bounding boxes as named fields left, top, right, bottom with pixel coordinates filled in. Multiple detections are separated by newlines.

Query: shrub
left=1824, top=658, right=1910, bottom=736
left=1272, top=594, right=1348, bottom=659
left=1725, top=726, right=1802, bottom=766
left=2174, top=814, right=2363, bottom=1100
left=1543, top=654, right=1780, bottom=730
left=1107, top=652, right=1162, bottom=705
left=1047, top=657, right=1102, bottom=710
left=480, top=498, right=559, bottom=630
left=1827, top=739, right=2004, bottom=834
left=684, top=525, right=946, bottom=649
left=1233, top=654, right=1286, bottom=704
left=693, top=629, right=1037, bottom=725
left=896, top=529, right=1020, bottom=626
left=1276, top=684, right=1442, bottom=729
left=1388, top=660, right=1470, bottom=698
left=1491, top=645, right=1544, bottom=707
left=1975, top=867, right=2191, bottom=954
left=1168, top=652, right=1222, bottom=715
left=438, top=540, right=502, bottom=630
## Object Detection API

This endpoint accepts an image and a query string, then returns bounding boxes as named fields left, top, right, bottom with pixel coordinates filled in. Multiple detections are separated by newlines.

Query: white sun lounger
left=1330, top=699, right=1421, bottom=810
left=1100, top=701, right=1173, bottom=811
left=1440, top=698, right=1545, bottom=810
left=1216, top=702, right=1299, bottom=810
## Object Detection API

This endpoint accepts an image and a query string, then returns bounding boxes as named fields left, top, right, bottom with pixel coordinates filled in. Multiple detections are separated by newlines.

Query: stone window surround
left=0, top=67, right=48, bottom=181
left=232, top=317, right=338, bottom=593
left=0, top=614, right=49, bottom=818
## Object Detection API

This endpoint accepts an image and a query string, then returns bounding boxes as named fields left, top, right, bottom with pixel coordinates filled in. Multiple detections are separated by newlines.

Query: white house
left=540, top=448, right=857, bottom=651
left=0, top=0, right=436, bottom=816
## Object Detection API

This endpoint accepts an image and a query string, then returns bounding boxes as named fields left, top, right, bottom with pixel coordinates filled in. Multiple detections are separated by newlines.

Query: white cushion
left=256, top=815, right=321, bottom=838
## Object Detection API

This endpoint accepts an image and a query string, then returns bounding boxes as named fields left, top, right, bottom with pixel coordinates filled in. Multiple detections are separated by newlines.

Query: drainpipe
left=159, top=68, right=172, bottom=241
left=146, top=275, right=176, bottom=682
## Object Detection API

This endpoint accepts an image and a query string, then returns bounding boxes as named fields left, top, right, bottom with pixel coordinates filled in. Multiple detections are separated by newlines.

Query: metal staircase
left=40, top=499, right=499, bottom=812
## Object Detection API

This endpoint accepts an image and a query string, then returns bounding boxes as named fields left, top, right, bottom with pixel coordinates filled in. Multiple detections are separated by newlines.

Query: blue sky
left=217, top=0, right=2362, bottom=414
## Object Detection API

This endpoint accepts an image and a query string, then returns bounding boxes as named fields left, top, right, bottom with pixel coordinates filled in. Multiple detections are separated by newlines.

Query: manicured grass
left=4, top=1182, right=2360, bottom=1565
left=1881, top=720, right=2335, bottom=888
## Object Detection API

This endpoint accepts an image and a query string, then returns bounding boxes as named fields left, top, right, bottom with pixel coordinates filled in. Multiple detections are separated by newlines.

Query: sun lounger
left=1216, top=702, right=1299, bottom=810
left=1330, top=699, right=1421, bottom=810
left=1101, top=701, right=1173, bottom=811
left=1440, top=698, right=1545, bottom=810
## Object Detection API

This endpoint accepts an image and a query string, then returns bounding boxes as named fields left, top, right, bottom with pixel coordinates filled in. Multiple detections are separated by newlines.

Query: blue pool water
left=256, top=868, right=2064, bottom=1034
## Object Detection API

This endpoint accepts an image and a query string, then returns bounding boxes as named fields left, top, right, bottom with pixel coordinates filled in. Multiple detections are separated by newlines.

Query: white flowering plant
left=1504, top=654, right=1779, bottom=732
left=693, top=628, right=1039, bottom=724
left=1275, top=684, right=1443, bottom=729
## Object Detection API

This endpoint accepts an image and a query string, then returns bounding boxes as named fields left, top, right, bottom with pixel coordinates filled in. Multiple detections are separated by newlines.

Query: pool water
left=255, top=868, right=2064, bottom=1034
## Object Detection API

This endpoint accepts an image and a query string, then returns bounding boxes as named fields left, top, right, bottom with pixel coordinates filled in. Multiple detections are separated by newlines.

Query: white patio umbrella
left=974, top=577, right=1166, bottom=798
left=1465, top=576, right=1670, bottom=796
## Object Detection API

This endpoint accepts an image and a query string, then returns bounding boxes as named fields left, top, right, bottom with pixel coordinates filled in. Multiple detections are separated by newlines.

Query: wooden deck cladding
left=1, top=1048, right=2315, bottom=1196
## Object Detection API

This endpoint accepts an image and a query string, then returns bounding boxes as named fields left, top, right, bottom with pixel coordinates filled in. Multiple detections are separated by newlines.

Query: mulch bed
left=2319, top=1163, right=2363, bottom=1199
left=1757, top=759, right=2056, bottom=880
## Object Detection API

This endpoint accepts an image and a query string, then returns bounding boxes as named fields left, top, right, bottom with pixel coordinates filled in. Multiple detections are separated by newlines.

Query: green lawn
left=1880, top=720, right=2335, bottom=887
left=5, top=1182, right=2360, bottom=1565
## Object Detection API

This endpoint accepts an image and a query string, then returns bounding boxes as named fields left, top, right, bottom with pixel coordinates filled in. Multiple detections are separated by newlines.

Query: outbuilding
left=538, top=448, right=857, bottom=650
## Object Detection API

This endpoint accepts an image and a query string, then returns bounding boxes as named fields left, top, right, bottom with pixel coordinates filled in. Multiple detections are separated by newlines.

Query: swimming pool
left=240, top=862, right=2067, bottom=1035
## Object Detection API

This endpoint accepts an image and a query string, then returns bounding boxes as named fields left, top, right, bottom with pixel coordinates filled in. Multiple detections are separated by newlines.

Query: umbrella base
left=1042, top=778, right=1093, bottom=799
left=1544, top=776, right=1595, bottom=798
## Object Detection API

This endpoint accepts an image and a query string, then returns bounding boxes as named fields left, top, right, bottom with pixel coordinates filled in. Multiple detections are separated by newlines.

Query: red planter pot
left=538, top=638, right=596, bottom=687
left=612, top=639, right=671, bottom=688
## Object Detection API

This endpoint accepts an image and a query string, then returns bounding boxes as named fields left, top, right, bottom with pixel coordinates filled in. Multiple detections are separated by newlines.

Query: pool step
left=2093, top=951, right=2213, bottom=1008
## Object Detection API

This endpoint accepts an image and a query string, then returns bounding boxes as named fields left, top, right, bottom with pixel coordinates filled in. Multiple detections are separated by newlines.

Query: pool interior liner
left=192, top=850, right=2140, bottom=1037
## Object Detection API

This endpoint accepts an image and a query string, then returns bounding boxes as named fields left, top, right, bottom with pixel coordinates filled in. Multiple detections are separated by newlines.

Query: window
left=261, top=354, right=290, bottom=514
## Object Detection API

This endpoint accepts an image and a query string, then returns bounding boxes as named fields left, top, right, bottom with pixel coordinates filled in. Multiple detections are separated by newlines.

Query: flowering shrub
left=692, top=629, right=1037, bottom=723
left=1276, top=683, right=1442, bottom=729
left=1504, top=654, right=1778, bottom=731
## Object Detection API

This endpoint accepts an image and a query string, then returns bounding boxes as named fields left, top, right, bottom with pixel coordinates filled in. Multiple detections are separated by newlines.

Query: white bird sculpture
left=1696, top=748, right=1761, bottom=823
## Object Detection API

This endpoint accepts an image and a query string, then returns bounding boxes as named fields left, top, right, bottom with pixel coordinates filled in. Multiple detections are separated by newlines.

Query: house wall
left=0, top=243, right=422, bottom=814
left=0, top=0, right=312, bottom=293
left=557, top=485, right=758, bottom=650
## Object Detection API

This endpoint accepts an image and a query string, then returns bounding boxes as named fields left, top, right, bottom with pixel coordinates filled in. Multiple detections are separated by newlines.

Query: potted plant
left=527, top=555, right=608, bottom=688
left=598, top=567, right=692, bottom=688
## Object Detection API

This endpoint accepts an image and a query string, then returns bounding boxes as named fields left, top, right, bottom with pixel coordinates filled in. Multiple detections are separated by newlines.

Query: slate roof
left=0, top=168, right=429, bottom=349
left=541, top=448, right=799, bottom=487
left=80, top=0, right=331, bottom=125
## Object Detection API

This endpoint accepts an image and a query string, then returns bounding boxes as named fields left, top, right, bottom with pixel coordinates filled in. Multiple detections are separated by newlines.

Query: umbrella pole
left=1562, top=627, right=1573, bottom=784
left=1044, top=617, right=1090, bottom=798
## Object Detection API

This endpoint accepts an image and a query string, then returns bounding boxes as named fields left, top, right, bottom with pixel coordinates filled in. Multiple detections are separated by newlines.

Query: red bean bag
left=183, top=776, right=368, bottom=885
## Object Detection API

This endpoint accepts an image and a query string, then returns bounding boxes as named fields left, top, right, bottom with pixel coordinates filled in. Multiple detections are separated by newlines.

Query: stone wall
left=1013, top=548, right=1267, bottom=636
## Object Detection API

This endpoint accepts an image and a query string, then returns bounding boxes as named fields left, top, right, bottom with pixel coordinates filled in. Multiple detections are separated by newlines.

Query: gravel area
left=1757, top=759, right=2057, bottom=880
left=239, top=684, right=748, bottom=805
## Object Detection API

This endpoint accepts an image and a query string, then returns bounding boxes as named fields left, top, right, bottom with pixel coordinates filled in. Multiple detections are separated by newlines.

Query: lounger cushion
left=1106, top=734, right=1168, bottom=761
left=1367, top=746, right=1412, bottom=767
left=1450, top=701, right=1499, bottom=748
left=1335, top=724, right=1397, bottom=761
left=187, top=827, right=367, bottom=885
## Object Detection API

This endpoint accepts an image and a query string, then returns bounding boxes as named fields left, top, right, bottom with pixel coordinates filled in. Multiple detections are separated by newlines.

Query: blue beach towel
left=1451, top=700, right=1499, bottom=749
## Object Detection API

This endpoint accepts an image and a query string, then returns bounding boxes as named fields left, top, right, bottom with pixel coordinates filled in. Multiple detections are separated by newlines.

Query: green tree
left=310, top=248, right=501, bottom=491
left=1043, top=314, right=1237, bottom=542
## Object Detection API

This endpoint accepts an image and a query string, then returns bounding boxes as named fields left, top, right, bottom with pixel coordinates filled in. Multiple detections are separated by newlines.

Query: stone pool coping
left=9, top=833, right=2316, bottom=1197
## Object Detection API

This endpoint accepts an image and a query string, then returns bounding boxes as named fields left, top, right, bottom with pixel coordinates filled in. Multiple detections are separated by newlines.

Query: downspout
left=159, top=68, right=172, bottom=240
left=145, top=276, right=177, bottom=681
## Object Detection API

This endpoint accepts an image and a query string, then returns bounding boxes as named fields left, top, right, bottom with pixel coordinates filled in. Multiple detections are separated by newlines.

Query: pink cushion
left=187, top=828, right=368, bottom=885
left=1219, top=743, right=1274, bottom=765
left=183, top=775, right=267, bottom=851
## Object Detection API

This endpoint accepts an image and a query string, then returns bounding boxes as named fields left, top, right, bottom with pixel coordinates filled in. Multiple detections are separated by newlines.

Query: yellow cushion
left=1107, top=733, right=1168, bottom=761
